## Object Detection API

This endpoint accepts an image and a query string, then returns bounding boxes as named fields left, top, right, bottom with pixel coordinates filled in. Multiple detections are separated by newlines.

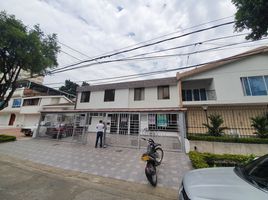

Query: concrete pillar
left=178, top=112, right=186, bottom=153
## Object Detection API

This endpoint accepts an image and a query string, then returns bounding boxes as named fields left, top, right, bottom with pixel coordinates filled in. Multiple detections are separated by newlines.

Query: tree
left=251, top=113, right=268, bottom=138
left=81, top=81, right=89, bottom=86
left=59, top=80, right=79, bottom=96
left=232, top=0, right=268, bottom=40
left=0, top=11, right=60, bottom=110
left=203, top=114, right=227, bottom=136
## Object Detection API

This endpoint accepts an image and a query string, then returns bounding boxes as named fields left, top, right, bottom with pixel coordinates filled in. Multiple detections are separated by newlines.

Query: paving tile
left=0, top=139, right=192, bottom=189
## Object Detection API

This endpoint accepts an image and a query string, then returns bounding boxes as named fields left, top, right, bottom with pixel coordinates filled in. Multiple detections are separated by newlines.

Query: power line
left=50, top=21, right=235, bottom=73
left=113, top=33, right=248, bottom=59
left=57, top=15, right=234, bottom=68
left=59, top=41, right=91, bottom=59
left=50, top=37, right=267, bottom=74
left=63, top=47, right=268, bottom=86
left=44, top=44, right=268, bottom=86
left=61, top=50, right=83, bottom=61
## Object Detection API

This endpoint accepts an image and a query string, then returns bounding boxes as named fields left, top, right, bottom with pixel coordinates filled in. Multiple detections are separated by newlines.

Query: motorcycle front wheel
left=145, top=162, right=157, bottom=187
left=154, top=147, right=164, bottom=166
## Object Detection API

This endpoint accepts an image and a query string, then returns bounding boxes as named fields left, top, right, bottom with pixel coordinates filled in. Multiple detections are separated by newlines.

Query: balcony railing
left=206, top=90, right=216, bottom=100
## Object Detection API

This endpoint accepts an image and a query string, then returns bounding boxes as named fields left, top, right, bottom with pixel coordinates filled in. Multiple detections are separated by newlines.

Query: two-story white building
left=177, top=46, right=268, bottom=136
left=39, top=77, right=186, bottom=151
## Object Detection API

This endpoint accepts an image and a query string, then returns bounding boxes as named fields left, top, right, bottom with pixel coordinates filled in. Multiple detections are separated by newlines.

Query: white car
left=179, top=154, right=268, bottom=200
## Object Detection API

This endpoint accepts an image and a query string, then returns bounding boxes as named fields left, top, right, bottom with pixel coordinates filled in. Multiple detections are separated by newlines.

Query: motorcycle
left=141, top=137, right=164, bottom=186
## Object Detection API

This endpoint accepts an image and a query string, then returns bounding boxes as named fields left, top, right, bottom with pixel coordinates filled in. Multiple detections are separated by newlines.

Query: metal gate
left=104, top=112, right=185, bottom=152
left=105, top=113, right=140, bottom=148
left=37, top=111, right=186, bottom=152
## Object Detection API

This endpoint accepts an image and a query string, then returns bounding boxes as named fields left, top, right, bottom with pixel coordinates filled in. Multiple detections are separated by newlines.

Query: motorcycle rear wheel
left=145, top=162, right=157, bottom=187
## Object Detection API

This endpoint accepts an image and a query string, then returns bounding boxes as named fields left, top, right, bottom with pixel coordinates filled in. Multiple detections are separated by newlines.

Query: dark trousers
left=95, top=131, right=103, bottom=147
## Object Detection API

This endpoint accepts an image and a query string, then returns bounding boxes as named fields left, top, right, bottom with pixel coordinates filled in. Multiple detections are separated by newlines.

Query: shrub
left=189, top=151, right=255, bottom=169
left=251, top=113, right=268, bottom=138
left=0, top=134, right=16, bottom=143
left=187, top=134, right=268, bottom=144
left=203, top=114, right=227, bottom=136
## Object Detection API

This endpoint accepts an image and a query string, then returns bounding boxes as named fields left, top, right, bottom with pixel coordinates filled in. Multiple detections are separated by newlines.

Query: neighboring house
left=177, top=46, right=268, bottom=136
left=39, top=77, right=186, bottom=151
left=0, top=80, right=75, bottom=128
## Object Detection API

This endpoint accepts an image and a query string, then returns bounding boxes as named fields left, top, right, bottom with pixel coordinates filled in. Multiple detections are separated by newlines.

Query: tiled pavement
left=0, top=139, right=192, bottom=189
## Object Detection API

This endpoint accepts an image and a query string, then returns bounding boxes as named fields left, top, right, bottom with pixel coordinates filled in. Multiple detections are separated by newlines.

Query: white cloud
left=1, top=0, right=266, bottom=88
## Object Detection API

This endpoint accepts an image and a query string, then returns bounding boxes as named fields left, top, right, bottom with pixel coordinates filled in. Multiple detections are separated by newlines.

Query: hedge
left=0, top=135, right=16, bottom=143
left=189, top=151, right=255, bottom=169
left=188, top=134, right=268, bottom=144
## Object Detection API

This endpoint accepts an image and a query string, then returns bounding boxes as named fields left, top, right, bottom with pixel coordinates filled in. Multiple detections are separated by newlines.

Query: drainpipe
left=177, top=80, right=183, bottom=108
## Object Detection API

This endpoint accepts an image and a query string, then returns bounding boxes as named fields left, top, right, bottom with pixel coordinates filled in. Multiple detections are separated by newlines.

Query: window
left=80, top=91, right=90, bottom=103
left=158, top=85, right=170, bottom=99
left=12, top=99, right=21, bottom=108
left=241, top=76, right=268, bottom=96
left=104, top=89, right=115, bottom=102
left=182, top=88, right=207, bottom=101
left=22, top=98, right=40, bottom=106
left=134, top=88, right=144, bottom=101
left=148, top=114, right=177, bottom=131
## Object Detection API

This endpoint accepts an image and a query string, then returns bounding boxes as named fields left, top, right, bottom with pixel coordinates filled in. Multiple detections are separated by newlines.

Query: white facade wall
left=183, top=54, right=268, bottom=105
left=0, top=95, right=71, bottom=127
left=76, top=85, right=179, bottom=109
left=23, top=114, right=40, bottom=126
left=129, top=85, right=179, bottom=108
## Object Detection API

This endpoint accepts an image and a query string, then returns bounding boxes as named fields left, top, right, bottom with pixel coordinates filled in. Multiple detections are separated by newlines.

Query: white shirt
left=96, top=123, right=104, bottom=132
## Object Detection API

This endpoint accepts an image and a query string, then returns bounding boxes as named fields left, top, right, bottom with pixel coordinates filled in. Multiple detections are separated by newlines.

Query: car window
left=242, top=155, right=268, bottom=190
left=244, top=156, right=268, bottom=179
left=249, top=158, right=268, bottom=179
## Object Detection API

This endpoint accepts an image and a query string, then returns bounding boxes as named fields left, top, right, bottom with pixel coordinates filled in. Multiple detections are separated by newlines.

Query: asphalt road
left=0, top=154, right=178, bottom=200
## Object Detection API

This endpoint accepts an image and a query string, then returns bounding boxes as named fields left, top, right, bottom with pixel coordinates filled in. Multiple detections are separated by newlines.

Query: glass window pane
left=104, top=89, right=115, bottom=102
left=265, top=76, right=268, bottom=91
left=186, top=90, right=192, bottom=101
left=12, top=99, right=21, bottom=108
left=200, top=88, right=207, bottom=100
left=248, top=76, right=267, bottom=96
left=242, top=77, right=251, bottom=96
left=134, top=88, right=144, bottom=101
left=182, top=90, right=186, bottom=101
left=158, top=86, right=169, bottom=99
left=193, top=89, right=200, bottom=101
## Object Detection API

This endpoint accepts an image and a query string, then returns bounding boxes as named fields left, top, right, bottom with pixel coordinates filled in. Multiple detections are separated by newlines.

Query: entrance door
left=8, top=113, right=16, bottom=126
left=119, top=114, right=128, bottom=135
left=130, top=114, right=139, bottom=135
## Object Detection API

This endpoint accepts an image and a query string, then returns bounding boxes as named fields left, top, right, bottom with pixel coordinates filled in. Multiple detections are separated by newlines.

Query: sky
left=1, top=0, right=267, bottom=88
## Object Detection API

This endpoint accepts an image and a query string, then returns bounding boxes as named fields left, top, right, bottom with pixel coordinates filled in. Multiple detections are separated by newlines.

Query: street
left=0, top=154, right=178, bottom=200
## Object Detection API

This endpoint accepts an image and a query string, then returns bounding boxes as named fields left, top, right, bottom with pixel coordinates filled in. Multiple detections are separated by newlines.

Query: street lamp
left=202, top=105, right=209, bottom=125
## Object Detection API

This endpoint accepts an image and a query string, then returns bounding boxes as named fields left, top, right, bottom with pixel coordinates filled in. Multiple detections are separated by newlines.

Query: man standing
left=95, top=120, right=104, bottom=148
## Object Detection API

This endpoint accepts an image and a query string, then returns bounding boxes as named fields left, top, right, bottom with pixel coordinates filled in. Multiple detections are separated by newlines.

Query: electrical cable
left=49, top=21, right=235, bottom=73
left=50, top=37, right=268, bottom=74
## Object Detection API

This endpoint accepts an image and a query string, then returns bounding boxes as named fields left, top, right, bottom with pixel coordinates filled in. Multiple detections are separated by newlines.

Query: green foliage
left=232, top=0, right=268, bottom=40
left=188, top=134, right=268, bottom=144
left=81, top=81, right=89, bottom=86
left=189, top=151, right=255, bottom=169
left=203, top=114, right=227, bottom=136
left=0, top=11, right=60, bottom=110
left=251, top=113, right=268, bottom=138
left=0, top=134, right=16, bottom=143
left=59, top=80, right=79, bottom=96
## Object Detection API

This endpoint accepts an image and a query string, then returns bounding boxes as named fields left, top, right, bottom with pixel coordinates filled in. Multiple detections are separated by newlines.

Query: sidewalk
left=0, top=154, right=178, bottom=200
left=0, top=139, right=192, bottom=189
